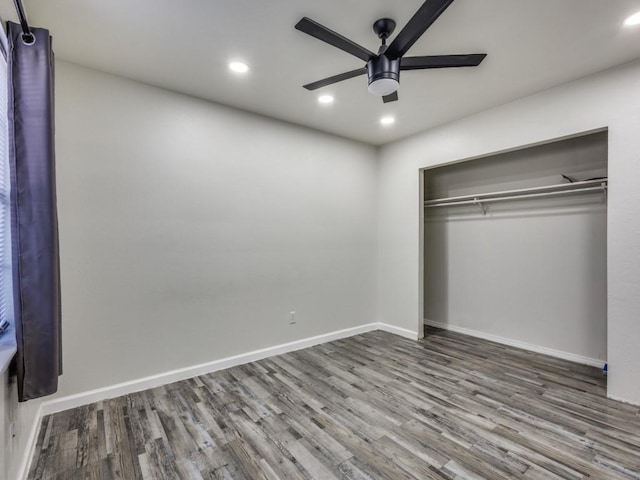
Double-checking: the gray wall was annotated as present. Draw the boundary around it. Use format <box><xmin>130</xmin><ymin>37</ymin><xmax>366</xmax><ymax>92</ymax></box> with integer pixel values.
<box><xmin>377</xmin><ymin>60</ymin><xmax>640</xmax><ymax>405</ymax></box>
<box><xmin>3</xmin><ymin>60</ymin><xmax>378</xmax><ymax>479</ymax></box>
<box><xmin>423</xmin><ymin>133</ymin><xmax>608</xmax><ymax>361</ymax></box>
<box><xmin>2</xmin><ymin>370</ymin><xmax>39</xmax><ymax>480</ymax></box>
<box><xmin>1</xmin><ymin>370</ymin><xmax>7</xmax><ymax>480</ymax></box>
<box><xmin>3</xmin><ymin>51</ymin><xmax>640</xmax><ymax>480</ymax></box>
<box><xmin>54</xmin><ymin>61</ymin><xmax>377</xmax><ymax>395</ymax></box>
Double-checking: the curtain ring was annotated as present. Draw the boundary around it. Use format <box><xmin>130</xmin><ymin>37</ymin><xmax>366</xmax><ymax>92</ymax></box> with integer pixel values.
<box><xmin>21</xmin><ymin>32</ymin><xmax>36</xmax><ymax>46</ymax></box>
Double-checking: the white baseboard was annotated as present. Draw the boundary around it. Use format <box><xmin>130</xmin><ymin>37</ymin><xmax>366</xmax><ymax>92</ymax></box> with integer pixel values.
<box><xmin>377</xmin><ymin>322</ymin><xmax>419</xmax><ymax>340</ymax></box>
<box><xmin>424</xmin><ymin>319</ymin><xmax>605</xmax><ymax>368</ymax></box>
<box><xmin>607</xmin><ymin>394</ymin><xmax>640</xmax><ymax>406</ymax></box>
<box><xmin>40</xmin><ymin>322</ymin><xmax>386</xmax><ymax>416</ymax></box>
<box><xmin>18</xmin><ymin>321</ymin><xmax>418</xmax><ymax>479</ymax></box>
<box><xmin>14</xmin><ymin>318</ymin><xmax>615</xmax><ymax>479</ymax></box>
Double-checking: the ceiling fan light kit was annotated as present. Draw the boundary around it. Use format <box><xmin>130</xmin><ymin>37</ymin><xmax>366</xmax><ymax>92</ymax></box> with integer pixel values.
<box><xmin>367</xmin><ymin>55</ymin><xmax>400</xmax><ymax>96</ymax></box>
<box><xmin>295</xmin><ymin>0</ymin><xmax>487</xmax><ymax>103</ymax></box>
<box><xmin>368</xmin><ymin>77</ymin><xmax>399</xmax><ymax>96</ymax></box>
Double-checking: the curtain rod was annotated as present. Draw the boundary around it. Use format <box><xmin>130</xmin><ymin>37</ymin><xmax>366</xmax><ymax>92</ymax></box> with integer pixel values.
<box><xmin>12</xmin><ymin>0</ymin><xmax>35</xmax><ymax>44</ymax></box>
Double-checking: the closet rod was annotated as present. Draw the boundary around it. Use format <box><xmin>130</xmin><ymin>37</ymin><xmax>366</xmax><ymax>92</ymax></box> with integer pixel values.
<box><xmin>12</xmin><ymin>0</ymin><xmax>34</xmax><ymax>44</ymax></box>
<box><xmin>424</xmin><ymin>178</ymin><xmax>607</xmax><ymax>207</ymax></box>
<box><xmin>424</xmin><ymin>185</ymin><xmax>606</xmax><ymax>209</ymax></box>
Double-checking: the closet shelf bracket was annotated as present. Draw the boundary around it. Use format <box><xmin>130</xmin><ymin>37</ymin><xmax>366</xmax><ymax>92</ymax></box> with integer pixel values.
<box><xmin>473</xmin><ymin>197</ymin><xmax>486</xmax><ymax>215</ymax></box>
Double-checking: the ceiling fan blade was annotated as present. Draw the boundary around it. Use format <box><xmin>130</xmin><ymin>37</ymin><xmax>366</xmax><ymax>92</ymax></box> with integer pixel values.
<box><xmin>382</xmin><ymin>92</ymin><xmax>398</xmax><ymax>103</ymax></box>
<box><xmin>295</xmin><ymin>17</ymin><xmax>376</xmax><ymax>62</ymax></box>
<box><xmin>386</xmin><ymin>0</ymin><xmax>455</xmax><ymax>59</ymax></box>
<box><xmin>303</xmin><ymin>68</ymin><xmax>368</xmax><ymax>90</ymax></box>
<box><xmin>400</xmin><ymin>54</ymin><xmax>486</xmax><ymax>70</ymax></box>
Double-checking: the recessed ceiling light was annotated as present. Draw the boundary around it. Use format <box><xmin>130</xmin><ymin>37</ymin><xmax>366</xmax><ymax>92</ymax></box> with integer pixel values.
<box><xmin>228</xmin><ymin>61</ymin><xmax>249</xmax><ymax>73</ymax></box>
<box><xmin>625</xmin><ymin>11</ymin><xmax>640</xmax><ymax>26</ymax></box>
<box><xmin>318</xmin><ymin>95</ymin><xmax>334</xmax><ymax>104</ymax></box>
<box><xmin>380</xmin><ymin>116</ymin><xmax>395</xmax><ymax>126</ymax></box>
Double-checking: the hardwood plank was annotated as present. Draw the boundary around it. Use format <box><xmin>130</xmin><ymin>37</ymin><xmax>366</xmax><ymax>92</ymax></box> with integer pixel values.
<box><xmin>28</xmin><ymin>328</ymin><xmax>640</xmax><ymax>479</ymax></box>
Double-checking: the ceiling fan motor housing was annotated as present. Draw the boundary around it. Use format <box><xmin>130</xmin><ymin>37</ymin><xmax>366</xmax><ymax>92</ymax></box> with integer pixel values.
<box><xmin>367</xmin><ymin>55</ymin><xmax>400</xmax><ymax>95</ymax></box>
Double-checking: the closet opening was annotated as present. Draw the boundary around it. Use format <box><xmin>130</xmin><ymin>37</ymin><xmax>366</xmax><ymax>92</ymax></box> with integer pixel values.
<box><xmin>420</xmin><ymin>129</ymin><xmax>608</xmax><ymax>368</ymax></box>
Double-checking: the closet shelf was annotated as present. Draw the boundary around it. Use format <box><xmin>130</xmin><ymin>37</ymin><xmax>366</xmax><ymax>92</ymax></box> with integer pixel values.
<box><xmin>424</xmin><ymin>178</ymin><xmax>607</xmax><ymax>214</ymax></box>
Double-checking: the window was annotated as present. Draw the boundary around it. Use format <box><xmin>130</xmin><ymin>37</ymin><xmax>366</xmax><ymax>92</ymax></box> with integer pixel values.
<box><xmin>0</xmin><ymin>34</ymin><xmax>14</xmax><ymax>346</ymax></box>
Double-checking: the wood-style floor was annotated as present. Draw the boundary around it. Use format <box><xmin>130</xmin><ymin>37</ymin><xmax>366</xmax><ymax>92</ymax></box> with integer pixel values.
<box><xmin>29</xmin><ymin>328</ymin><xmax>640</xmax><ymax>480</ymax></box>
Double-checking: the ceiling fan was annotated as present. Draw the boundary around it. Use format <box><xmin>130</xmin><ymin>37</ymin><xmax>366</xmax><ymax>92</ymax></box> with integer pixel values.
<box><xmin>295</xmin><ymin>0</ymin><xmax>487</xmax><ymax>103</ymax></box>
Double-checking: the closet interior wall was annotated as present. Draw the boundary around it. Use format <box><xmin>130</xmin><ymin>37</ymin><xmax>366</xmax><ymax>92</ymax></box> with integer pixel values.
<box><xmin>423</xmin><ymin>131</ymin><xmax>608</xmax><ymax>363</ymax></box>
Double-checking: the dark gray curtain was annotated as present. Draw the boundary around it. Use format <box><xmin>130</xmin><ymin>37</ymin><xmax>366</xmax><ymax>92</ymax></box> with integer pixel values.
<box><xmin>7</xmin><ymin>22</ymin><xmax>61</xmax><ymax>401</ymax></box>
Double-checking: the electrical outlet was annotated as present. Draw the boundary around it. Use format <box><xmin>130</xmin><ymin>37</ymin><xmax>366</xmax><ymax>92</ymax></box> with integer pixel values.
<box><xmin>289</xmin><ymin>311</ymin><xmax>296</xmax><ymax>325</ymax></box>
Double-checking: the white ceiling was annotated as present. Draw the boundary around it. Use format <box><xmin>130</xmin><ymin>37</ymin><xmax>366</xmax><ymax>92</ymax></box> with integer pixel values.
<box><xmin>2</xmin><ymin>0</ymin><xmax>640</xmax><ymax>145</ymax></box>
